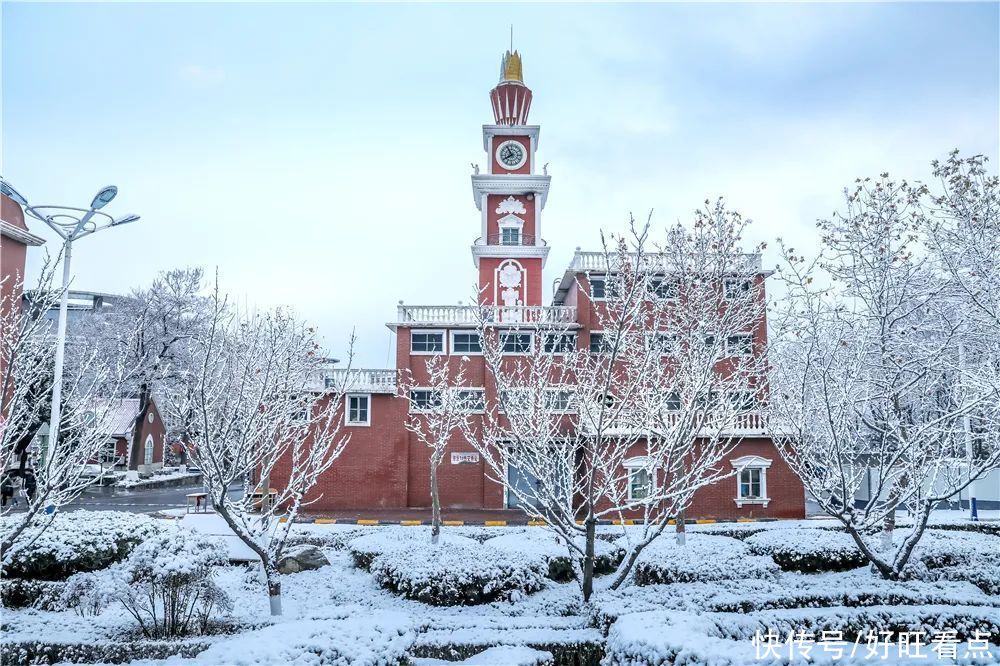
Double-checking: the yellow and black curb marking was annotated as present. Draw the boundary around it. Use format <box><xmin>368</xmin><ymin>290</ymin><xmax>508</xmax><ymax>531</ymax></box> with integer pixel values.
<box><xmin>160</xmin><ymin>511</ymin><xmax>778</xmax><ymax>527</ymax></box>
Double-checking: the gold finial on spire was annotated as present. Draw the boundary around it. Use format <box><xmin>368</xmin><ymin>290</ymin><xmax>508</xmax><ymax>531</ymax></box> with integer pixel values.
<box><xmin>500</xmin><ymin>50</ymin><xmax>523</xmax><ymax>83</ymax></box>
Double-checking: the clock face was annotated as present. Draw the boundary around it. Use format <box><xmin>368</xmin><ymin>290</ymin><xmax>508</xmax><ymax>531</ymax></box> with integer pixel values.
<box><xmin>496</xmin><ymin>140</ymin><xmax>527</xmax><ymax>170</ymax></box>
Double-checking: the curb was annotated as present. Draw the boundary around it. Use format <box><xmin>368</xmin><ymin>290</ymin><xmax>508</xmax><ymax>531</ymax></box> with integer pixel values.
<box><xmin>290</xmin><ymin>516</ymin><xmax>781</xmax><ymax>527</ymax></box>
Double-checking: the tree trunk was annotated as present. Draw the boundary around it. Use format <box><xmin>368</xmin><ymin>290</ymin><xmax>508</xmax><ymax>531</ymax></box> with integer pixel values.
<box><xmin>581</xmin><ymin>517</ymin><xmax>596</xmax><ymax>602</ymax></box>
<box><xmin>430</xmin><ymin>461</ymin><xmax>441</xmax><ymax>545</ymax></box>
<box><xmin>266</xmin><ymin>569</ymin><xmax>282</xmax><ymax>616</ymax></box>
<box><xmin>675</xmin><ymin>509</ymin><xmax>687</xmax><ymax>545</ymax></box>
<box><xmin>127</xmin><ymin>383</ymin><xmax>152</xmax><ymax>472</ymax></box>
<box><xmin>881</xmin><ymin>506</ymin><xmax>896</xmax><ymax>550</ymax></box>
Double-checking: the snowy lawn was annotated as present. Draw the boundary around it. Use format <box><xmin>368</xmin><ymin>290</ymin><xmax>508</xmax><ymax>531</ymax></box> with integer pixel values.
<box><xmin>2</xmin><ymin>513</ymin><xmax>998</xmax><ymax>665</ymax></box>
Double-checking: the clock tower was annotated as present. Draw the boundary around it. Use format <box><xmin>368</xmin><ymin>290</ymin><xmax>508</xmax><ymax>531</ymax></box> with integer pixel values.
<box><xmin>471</xmin><ymin>50</ymin><xmax>551</xmax><ymax>315</ymax></box>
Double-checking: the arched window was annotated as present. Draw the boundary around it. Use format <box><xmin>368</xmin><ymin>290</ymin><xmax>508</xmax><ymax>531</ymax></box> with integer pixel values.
<box><xmin>144</xmin><ymin>434</ymin><xmax>155</xmax><ymax>465</ymax></box>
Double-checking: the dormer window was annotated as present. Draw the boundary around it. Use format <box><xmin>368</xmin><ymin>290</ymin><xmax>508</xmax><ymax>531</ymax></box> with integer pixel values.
<box><xmin>501</xmin><ymin>228</ymin><xmax>521</xmax><ymax>245</ymax></box>
<box><xmin>497</xmin><ymin>212</ymin><xmax>525</xmax><ymax>246</ymax></box>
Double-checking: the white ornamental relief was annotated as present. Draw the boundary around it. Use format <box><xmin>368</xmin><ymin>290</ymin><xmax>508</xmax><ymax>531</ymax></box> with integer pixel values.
<box><xmin>498</xmin><ymin>262</ymin><xmax>524</xmax><ymax>311</ymax></box>
<box><xmin>495</xmin><ymin>195</ymin><xmax>527</xmax><ymax>216</ymax></box>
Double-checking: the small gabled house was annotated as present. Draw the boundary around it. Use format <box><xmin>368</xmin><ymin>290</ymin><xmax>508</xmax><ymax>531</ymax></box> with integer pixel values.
<box><xmin>91</xmin><ymin>397</ymin><xmax>168</xmax><ymax>475</ymax></box>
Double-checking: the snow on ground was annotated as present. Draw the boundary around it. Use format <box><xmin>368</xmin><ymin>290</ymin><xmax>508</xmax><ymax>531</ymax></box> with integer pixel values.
<box><xmin>2</xmin><ymin>511</ymin><xmax>998</xmax><ymax>664</ymax></box>
<box><xmin>117</xmin><ymin>467</ymin><xmax>202</xmax><ymax>489</ymax></box>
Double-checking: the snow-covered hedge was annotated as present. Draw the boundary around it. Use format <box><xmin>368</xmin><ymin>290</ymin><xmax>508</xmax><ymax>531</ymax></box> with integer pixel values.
<box><xmin>0</xmin><ymin>578</ymin><xmax>64</xmax><ymax>609</ymax></box>
<box><xmin>745</xmin><ymin>528</ymin><xmax>868</xmax><ymax>573</ymax></box>
<box><xmin>347</xmin><ymin>528</ymin><xmax>478</xmax><ymax>570</ymax></box>
<box><xmin>413</xmin><ymin>645</ymin><xmax>554</xmax><ymax>666</ymax></box>
<box><xmin>369</xmin><ymin>540</ymin><xmax>547</xmax><ymax>605</ymax></box>
<box><xmin>1</xmin><ymin>511</ymin><xmax>163</xmax><ymax>580</ymax></box>
<box><xmin>485</xmin><ymin>530</ymin><xmax>624</xmax><ymax>581</ymax></box>
<box><xmin>627</xmin><ymin>534</ymin><xmax>779</xmax><ymax>585</ymax></box>
<box><xmin>604</xmin><ymin>606</ymin><xmax>1000</xmax><ymax>666</ymax></box>
<box><xmin>909</xmin><ymin>530</ymin><xmax>1000</xmax><ymax>594</ymax></box>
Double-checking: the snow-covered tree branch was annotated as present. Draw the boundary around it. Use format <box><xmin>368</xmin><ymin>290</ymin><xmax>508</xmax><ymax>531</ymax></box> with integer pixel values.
<box><xmin>467</xmin><ymin>205</ymin><xmax>769</xmax><ymax>601</ymax></box>
<box><xmin>770</xmin><ymin>165</ymin><xmax>1000</xmax><ymax>579</ymax></box>
<box><xmin>1</xmin><ymin>259</ymin><xmax>138</xmax><ymax>564</ymax></box>
<box><xmin>400</xmin><ymin>354</ymin><xmax>472</xmax><ymax>544</ymax></box>
<box><xmin>165</xmin><ymin>283</ymin><xmax>353</xmax><ymax>616</ymax></box>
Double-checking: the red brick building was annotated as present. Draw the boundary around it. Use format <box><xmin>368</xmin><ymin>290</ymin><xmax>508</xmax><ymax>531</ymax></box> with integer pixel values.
<box><xmin>1</xmin><ymin>192</ymin><xmax>45</xmax><ymax>313</ymax></box>
<box><xmin>293</xmin><ymin>51</ymin><xmax>805</xmax><ymax>520</ymax></box>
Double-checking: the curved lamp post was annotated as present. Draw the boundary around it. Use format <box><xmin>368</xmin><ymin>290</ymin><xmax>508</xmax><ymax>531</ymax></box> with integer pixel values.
<box><xmin>0</xmin><ymin>177</ymin><xmax>139</xmax><ymax>467</ymax></box>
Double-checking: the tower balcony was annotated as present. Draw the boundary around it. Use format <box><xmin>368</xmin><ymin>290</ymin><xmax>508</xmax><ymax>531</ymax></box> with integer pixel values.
<box><xmin>470</xmin><ymin>235</ymin><xmax>550</xmax><ymax>268</ymax></box>
<box><xmin>477</xmin><ymin>233</ymin><xmax>545</xmax><ymax>247</ymax></box>
<box><xmin>392</xmin><ymin>304</ymin><xmax>577</xmax><ymax>328</ymax></box>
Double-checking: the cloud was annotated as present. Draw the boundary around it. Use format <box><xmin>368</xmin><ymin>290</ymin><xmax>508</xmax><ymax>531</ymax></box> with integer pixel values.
<box><xmin>175</xmin><ymin>64</ymin><xmax>225</xmax><ymax>88</ymax></box>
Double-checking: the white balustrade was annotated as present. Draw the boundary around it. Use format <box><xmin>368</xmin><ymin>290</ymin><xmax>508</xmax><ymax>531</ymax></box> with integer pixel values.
<box><xmin>396</xmin><ymin>304</ymin><xmax>577</xmax><ymax>326</ymax></box>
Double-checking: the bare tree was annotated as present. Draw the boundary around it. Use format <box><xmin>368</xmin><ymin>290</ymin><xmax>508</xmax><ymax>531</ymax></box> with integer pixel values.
<box><xmin>1</xmin><ymin>260</ymin><xmax>137</xmax><ymax>563</ymax></box>
<box><xmin>165</xmin><ymin>284</ymin><xmax>352</xmax><ymax>616</ymax></box>
<box><xmin>466</xmin><ymin>205</ymin><xmax>769</xmax><ymax>601</ymax></box>
<box><xmin>400</xmin><ymin>355</ymin><xmax>472</xmax><ymax>544</ymax></box>
<box><xmin>75</xmin><ymin>268</ymin><xmax>210</xmax><ymax>474</ymax></box>
<box><xmin>770</xmin><ymin>170</ymin><xmax>1000</xmax><ymax>580</ymax></box>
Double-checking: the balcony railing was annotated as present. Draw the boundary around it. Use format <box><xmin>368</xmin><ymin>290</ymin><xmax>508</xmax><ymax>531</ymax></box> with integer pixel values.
<box><xmin>323</xmin><ymin>368</ymin><xmax>397</xmax><ymax>393</ymax></box>
<box><xmin>569</xmin><ymin>251</ymin><xmax>764</xmax><ymax>273</ymax></box>
<box><xmin>579</xmin><ymin>410</ymin><xmax>772</xmax><ymax>436</ymax></box>
<box><xmin>479</xmin><ymin>233</ymin><xmax>543</xmax><ymax>247</ymax></box>
<box><xmin>396</xmin><ymin>304</ymin><xmax>577</xmax><ymax>326</ymax></box>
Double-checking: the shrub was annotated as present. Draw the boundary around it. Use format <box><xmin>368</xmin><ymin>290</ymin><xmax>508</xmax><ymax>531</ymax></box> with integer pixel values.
<box><xmin>347</xmin><ymin>528</ymin><xmax>477</xmax><ymax>570</ymax></box>
<box><xmin>485</xmin><ymin>530</ymin><xmax>624</xmax><ymax>582</ymax></box>
<box><xmin>369</xmin><ymin>540</ymin><xmax>546</xmax><ymax>605</ymax></box>
<box><xmin>604</xmin><ymin>606</ymin><xmax>1000</xmax><ymax>666</ymax></box>
<box><xmin>745</xmin><ymin>527</ymin><xmax>868</xmax><ymax>573</ymax></box>
<box><xmin>0</xmin><ymin>511</ymin><xmax>162</xmax><ymax>580</ymax></box>
<box><xmin>115</xmin><ymin>528</ymin><xmax>232</xmax><ymax>638</ymax></box>
<box><xmin>0</xmin><ymin>578</ymin><xmax>64</xmax><ymax>610</ymax></box>
<box><xmin>629</xmin><ymin>533</ymin><xmax>779</xmax><ymax>585</ymax></box>
<box><xmin>907</xmin><ymin>530</ymin><xmax>1000</xmax><ymax>594</ymax></box>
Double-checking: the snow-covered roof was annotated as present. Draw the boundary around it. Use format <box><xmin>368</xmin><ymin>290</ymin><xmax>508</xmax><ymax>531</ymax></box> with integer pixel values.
<box><xmin>91</xmin><ymin>398</ymin><xmax>142</xmax><ymax>438</ymax></box>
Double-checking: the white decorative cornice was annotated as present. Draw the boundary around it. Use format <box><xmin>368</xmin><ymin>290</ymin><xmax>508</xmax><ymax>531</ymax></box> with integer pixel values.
<box><xmin>471</xmin><ymin>174</ymin><xmax>551</xmax><ymax>210</ymax></box>
<box><xmin>482</xmin><ymin>125</ymin><xmax>540</xmax><ymax>152</ymax></box>
<box><xmin>470</xmin><ymin>242</ymin><xmax>550</xmax><ymax>269</ymax></box>
<box><xmin>0</xmin><ymin>220</ymin><xmax>45</xmax><ymax>246</ymax></box>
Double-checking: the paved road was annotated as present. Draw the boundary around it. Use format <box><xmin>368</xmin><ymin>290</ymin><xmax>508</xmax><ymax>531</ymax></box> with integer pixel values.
<box><xmin>66</xmin><ymin>483</ymin><xmax>210</xmax><ymax>513</ymax></box>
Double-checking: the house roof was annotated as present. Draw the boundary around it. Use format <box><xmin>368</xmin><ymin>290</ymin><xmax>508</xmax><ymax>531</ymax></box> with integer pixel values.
<box><xmin>92</xmin><ymin>398</ymin><xmax>142</xmax><ymax>438</ymax></box>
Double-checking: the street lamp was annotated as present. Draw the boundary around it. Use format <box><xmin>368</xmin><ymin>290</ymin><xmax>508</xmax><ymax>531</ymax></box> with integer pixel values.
<box><xmin>0</xmin><ymin>177</ymin><xmax>139</xmax><ymax>471</ymax></box>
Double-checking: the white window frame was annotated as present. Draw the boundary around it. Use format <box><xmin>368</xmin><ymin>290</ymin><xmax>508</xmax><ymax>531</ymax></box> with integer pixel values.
<box><xmin>498</xmin><ymin>388</ymin><xmax>532</xmax><ymax>414</ymax></box>
<box><xmin>500</xmin><ymin>331</ymin><xmax>534</xmax><ymax>356</ymax></box>
<box><xmin>143</xmin><ymin>434</ymin><xmax>155</xmax><ymax>466</ymax></box>
<box><xmin>648</xmin><ymin>332</ymin><xmax>679</xmax><ymax>356</ymax></box>
<box><xmin>345</xmin><ymin>393</ymin><xmax>371</xmax><ymax>426</ymax></box>
<box><xmin>454</xmin><ymin>388</ymin><xmax>486</xmax><ymax>413</ymax></box>
<box><xmin>450</xmin><ymin>331</ymin><xmax>483</xmax><ymax>356</ymax></box>
<box><xmin>500</xmin><ymin>227</ymin><xmax>521</xmax><ymax>246</ymax></box>
<box><xmin>411</xmin><ymin>329</ymin><xmax>447</xmax><ymax>355</ymax></box>
<box><xmin>725</xmin><ymin>333</ymin><xmax>753</xmax><ymax>358</ymax></box>
<box><xmin>589</xmin><ymin>273</ymin><xmax>620</xmax><ymax>301</ymax></box>
<box><xmin>544</xmin><ymin>388</ymin><xmax>576</xmax><ymax>413</ymax></box>
<box><xmin>543</xmin><ymin>332</ymin><xmax>577</xmax><ymax>355</ymax></box>
<box><xmin>408</xmin><ymin>388</ymin><xmax>443</xmax><ymax>413</ymax></box>
<box><xmin>589</xmin><ymin>330</ymin><xmax>612</xmax><ymax>354</ymax></box>
<box><xmin>624</xmin><ymin>456</ymin><xmax>655</xmax><ymax>501</ymax></box>
<box><xmin>731</xmin><ymin>455</ymin><xmax>772</xmax><ymax>507</ymax></box>
<box><xmin>649</xmin><ymin>276</ymin><xmax>680</xmax><ymax>301</ymax></box>
<box><xmin>724</xmin><ymin>277</ymin><xmax>752</xmax><ymax>300</ymax></box>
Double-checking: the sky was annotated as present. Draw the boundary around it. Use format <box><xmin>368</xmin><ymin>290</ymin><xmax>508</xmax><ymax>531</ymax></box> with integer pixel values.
<box><xmin>2</xmin><ymin>2</ymin><xmax>998</xmax><ymax>367</ymax></box>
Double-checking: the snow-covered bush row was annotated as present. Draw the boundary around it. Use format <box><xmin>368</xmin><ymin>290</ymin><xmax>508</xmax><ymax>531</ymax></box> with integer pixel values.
<box><xmin>907</xmin><ymin>530</ymin><xmax>1000</xmax><ymax>594</ymax></box>
<box><xmin>625</xmin><ymin>534</ymin><xmax>779</xmax><ymax>585</ymax></box>
<box><xmin>413</xmin><ymin>645</ymin><xmax>554</xmax><ymax>666</ymax></box>
<box><xmin>183</xmin><ymin>610</ymin><xmax>414</xmax><ymax>666</ymax></box>
<box><xmin>286</xmin><ymin>524</ymin><xmax>369</xmax><ymax>551</ymax></box>
<box><xmin>0</xmin><ymin>510</ymin><xmax>163</xmax><ymax>580</ymax></box>
<box><xmin>745</xmin><ymin>528</ymin><xmax>868</xmax><ymax>573</ymax></box>
<box><xmin>412</xmin><ymin>615</ymin><xmax>602</xmax><ymax>666</ymax></box>
<box><xmin>369</xmin><ymin>540</ymin><xmax>547</xmax><ymax>605</ymax></box>
<box><xmin>0</xmin><ymin>578</ymin><xmax>64</xmax><ymax>609</ymax></box>
<box><xmin>604</xmin><ymin>606</ymin><xmax>1000</xmax><ymax>666</ymax></box>
<box><xmin>591</xmin><ymin>574</ymin><xmax>999</xmax><ymax>631</ymax></box>
<box><xmin>0</xmin><ymin>639</ymin><xmax>213</xmax><ymax>666</ymax></box>
<box><xmin>486</xmin><ymin>530</ymin><xmax>624</xmax><ymax>581</ymax></box>
<box><xmin>347</xmin><ymin>528</ymin><xmax>478</xmax><ymax>570</ymax></box>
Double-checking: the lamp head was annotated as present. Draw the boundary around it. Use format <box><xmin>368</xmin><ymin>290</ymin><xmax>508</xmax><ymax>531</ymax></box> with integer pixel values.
<box><xmin>91</xmin><ymin>185</ymin><xmax>118</xmax><ymax>210</ymax></box>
